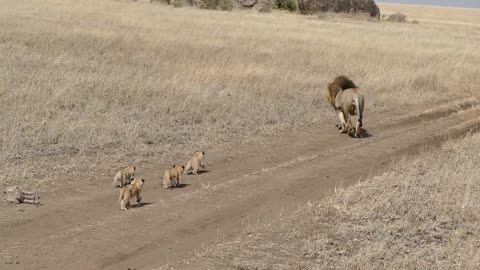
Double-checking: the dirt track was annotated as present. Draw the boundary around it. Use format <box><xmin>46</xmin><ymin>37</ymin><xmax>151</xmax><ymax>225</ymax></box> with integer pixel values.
<box><xmin>1</xmin><ymin>99</ymin><xmax>480</xmax><ymax>270</ymax></box>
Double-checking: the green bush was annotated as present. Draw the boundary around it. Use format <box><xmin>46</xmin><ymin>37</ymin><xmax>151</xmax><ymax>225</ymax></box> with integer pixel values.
<box><xmin>274</xmin><ymin>0</ymin><xmax>297</xmax><ymax>11</ymax></box>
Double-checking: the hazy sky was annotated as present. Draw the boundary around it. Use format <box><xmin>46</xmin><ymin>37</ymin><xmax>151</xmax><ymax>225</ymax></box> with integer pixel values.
<box><xmin>379</xmin><ymin>0</ymin><xmax>480</xmax><ymax>8</ymax></box>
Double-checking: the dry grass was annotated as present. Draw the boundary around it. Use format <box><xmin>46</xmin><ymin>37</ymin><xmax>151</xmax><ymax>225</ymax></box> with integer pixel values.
<box><xmin>378</xmin><ymin>2</ymin><xmax>480</xmax><ymax>25</ymax></box>
<box><xmin>188</xmin><ymin>133</ymin><xmax>480</xmax><ymax>269</ymax></box>
<box><xmin>1</xmin><ymin>0</ymin><xmax>479</xmax><ymax>187</ymax></box>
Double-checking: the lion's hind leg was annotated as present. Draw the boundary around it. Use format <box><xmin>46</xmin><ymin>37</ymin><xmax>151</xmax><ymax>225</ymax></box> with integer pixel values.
<box><xmin>336</xmin><ymin>110</ymin><xmax>348</xmax><ymax>133</ymax></box>
<box><xmin>120</xmin><ymin>198</ymin><xmax>129</xmax><ymax>210</ymax></box>
<box><xmin>184</xmin><ymin>162</ymin><xmax>192</xmax><ymax>174</ymax></box>
<box><xmin>134</xmin><ymin>192</ymin><xmax>142</xmax><ymax>208</ymax></box>
<box><xmin>355</xmin><ymin>119</ymin><xmax>362</xmax><ymax>138</ymax></box>
<box><xmin>172</xmin><ymin>175</ymin><xmax>179</xmax><ymax>187</ymax></box>
<box><xmin>176</xmin><ymin>174</ymin><xmax>181</xmax><ymax>186</ymax></box>
<box><xmin>163</xmin><ymin>177</ymin><xmax>172</xmax><ymax>189</ymax></box>
<box><xmin>346</xmin><ymin>119</ymin><xmax>354</xmax><ymax>137</ymax></box>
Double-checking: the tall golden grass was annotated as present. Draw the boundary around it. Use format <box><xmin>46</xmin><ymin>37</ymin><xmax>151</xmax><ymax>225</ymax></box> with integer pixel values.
<box><xmin>0</xmin><ymin>0</ymin><xmax>479</xmax><ymax>187</ymax></box>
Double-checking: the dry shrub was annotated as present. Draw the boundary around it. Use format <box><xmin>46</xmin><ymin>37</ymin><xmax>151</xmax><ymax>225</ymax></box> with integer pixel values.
<box><xmin>257</xmin><ymin>0</ymin><xmax>273</xmax><ymax>12</ymax></box>
<box><xmin>198</xmin><ymin>0</ymin><xmax>218</xmax><ymax>9</ymax></box>
<box><xmin>387</xmin><ymin>12</ymin><xmax>407</xmax><ymax>23</ymax></box>
<box><xmin>317</xmin><ymin>11</ymin><xmax>376</xmax><ymax>22</ymax></box>
<box><xmin>150</xmin><ymin>0</ymin><xmax>172</xmax><ymax>4</ymax></box>
<box><xmin>198</xmin><ymin>0</ymin><xmax>233</xmax><ymax>10</ymax></box>
<box><xmin>218</xmin><ymin>0</ymin><xmax>233</xmax><ymax>10</ymax></box>
<box><xmin>298</xmin><ymin>0</ymin><xmax>380</xmax><ymax>18</ymax></box>
<box><xmin>172</xmin><ymin>0</ymin><xmax>184</xmax><ymax>7</ymax></box>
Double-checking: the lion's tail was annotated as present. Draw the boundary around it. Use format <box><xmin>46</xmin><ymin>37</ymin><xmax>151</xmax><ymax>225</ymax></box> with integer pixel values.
<box><xmin>354</xmin><ymin>94</ymin><xmax>364</xmax><ymax>128</ymax></box>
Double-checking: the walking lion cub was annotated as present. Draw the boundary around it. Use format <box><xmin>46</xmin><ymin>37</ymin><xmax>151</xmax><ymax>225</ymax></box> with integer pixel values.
<box><xmin>163</xmin><ymin>164</ymin><xmax>185</xmax><ymax>189</ymax></box>
<box><xmin>119</xmin><ymin>178</ymin><xmax>145</xmax><ymax>210</ymax></box>
<box><xmin>184</xmin><ymin>151</ymin><xmax>206</xmax><ymax>175</ymax></box>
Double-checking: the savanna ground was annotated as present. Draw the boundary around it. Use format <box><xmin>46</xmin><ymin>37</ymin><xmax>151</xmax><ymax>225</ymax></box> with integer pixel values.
<box><xmin>187</xmin><ymin>134</ymin><xmax>480</xmax><ymax>270</ymax></box>
<box><xmin>186</xmin><ymin>132</ymin><xmax>480</xmax><ymax>270</ymax></box>
<box><xmin>0</xmin><ymin>0</ymin><xmax>480</xmax><ymax>269</ymax></box>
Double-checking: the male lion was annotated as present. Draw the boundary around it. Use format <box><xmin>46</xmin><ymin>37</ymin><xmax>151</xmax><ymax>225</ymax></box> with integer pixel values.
<box><xmin>163</xmin><ymin>164</ymin><xmax>185</xmax><ymax>189</ymax></box>
<box><xmin>119</xmin><ymin>178</ymin><xmax>145</xmax><ymax>210</ymax></box>
<box><xmin>184</xmin><ymin>151</ymin><xmax>205</xmax><ymax>175</ymax></box>
<box><xmin>326</xmin><ymin>76</ymin><xmax>364</xmax><ymax>137</ymax></box>
<box><xmin>326</xmin><ymin>75</ymin><xmax>357</xmax><ymax>109</ymax></box>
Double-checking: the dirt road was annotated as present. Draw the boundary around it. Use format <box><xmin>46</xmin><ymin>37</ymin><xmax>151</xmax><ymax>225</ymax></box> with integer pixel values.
<box><xmin>1</xmin><ymin>99</ymin><xmax>479</xmax><ymax>270</ymax></box>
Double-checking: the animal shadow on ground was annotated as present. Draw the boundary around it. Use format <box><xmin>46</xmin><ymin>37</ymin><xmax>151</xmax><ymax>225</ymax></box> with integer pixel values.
<box><xmin>349</xmin><ymin>128</ymin><xmax>373</xmax><ymax>138</ymax></box>
<box><xmin>188</xmin><ymin>170</ymin><xmax>211</xmax><ymax>175</ymax></box>
<box><xmin>175</xmin><ymin>183</ymin><xmax>190</xmax><ymax>189</ymax></box>
<box><xmin>133</xmin><ymin>202</ymin><xmax>153</xmax><ymax>208</ymax></box>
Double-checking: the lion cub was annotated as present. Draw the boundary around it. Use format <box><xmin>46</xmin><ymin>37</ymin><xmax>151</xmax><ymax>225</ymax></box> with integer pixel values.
<box><xmin>163</xmin><ymin>164</ymin><xmax>185</xmax><ymax>189</ymax></box>
<box><xmin>113</xmin><ymin>165</ymin><xmax>135</xmax><ymax>188</ymax></box>
<box><xmin>184</xmin><ymin>151</ymin><xmax>206</xmax><ymax>175</ymax></box>
<box><xmin>119</xmin><ymin>178</ymin><xmax>145</xmax><ymax>210</ymax></box>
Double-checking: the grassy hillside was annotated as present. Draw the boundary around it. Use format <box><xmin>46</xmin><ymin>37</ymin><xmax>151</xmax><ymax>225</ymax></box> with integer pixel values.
<box><xmin>1</xmin><ymin>0</ymin><xmax>479</xmax><ymax>187</ymax></box>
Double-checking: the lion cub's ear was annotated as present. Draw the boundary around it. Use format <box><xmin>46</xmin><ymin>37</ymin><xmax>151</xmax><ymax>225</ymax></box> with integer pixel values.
<box><xmin>202</xmin><ymin>151</ymin><xmax>205</xmax><ymax>155</ymax></box>
<box><xmin>173</xmin><ymin>164</ymin><xmax>176</xmax><ymax>168</ymax></box>
<box><xmin>141</xmin><ymin>179</ymin><xmax>145</xmax><ymax>183</ymax></box>
<box><xmin>182</xmin><ymin>165</ymin><xmax>185</xmax><ymax>169</ymax></box>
